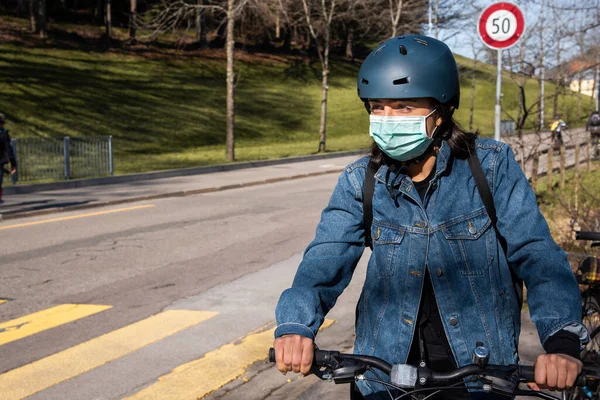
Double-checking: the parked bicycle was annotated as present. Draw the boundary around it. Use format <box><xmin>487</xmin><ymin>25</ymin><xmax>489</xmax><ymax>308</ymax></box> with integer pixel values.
<box><xmin>269</xmin><ymin>345</ymin><xmax>598</xmax><ymax>400</ymax></box>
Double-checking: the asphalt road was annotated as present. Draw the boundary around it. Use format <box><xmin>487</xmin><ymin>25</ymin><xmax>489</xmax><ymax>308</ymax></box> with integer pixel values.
<box><xmin>0</xmin><ymin>162</ymin><xmax>549</xmax><ymax>400</ymax></box>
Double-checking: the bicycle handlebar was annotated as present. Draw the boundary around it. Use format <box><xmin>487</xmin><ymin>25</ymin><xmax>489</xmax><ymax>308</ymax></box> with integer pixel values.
<box><xmin>575</xmin><ymin>231</ymin><xmax>600</xmax><ymax>241</ymax></box>
<box><xmin>268</xmin><ymin>347</ymin><xmax>593</xmax><ymax>397</ymax></box>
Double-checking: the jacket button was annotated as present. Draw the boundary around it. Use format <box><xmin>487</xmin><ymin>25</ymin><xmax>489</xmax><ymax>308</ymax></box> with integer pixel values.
<box><xmin>374</xmin><ymin>227</ymin><xmax>381</xmax><ymax>240</ymax></box>
<box><xmin>468</xmin><ymin>222</ymin><xmax>477</xmax><ymax>235</ymax></box>
<box><xmin>435</xmin><ymin>268</ymin><xmax>443</xmax><ymax>277</ymax></box>
<box><xmin>449</xmin><ymin>317</ymin><xmax>458</xmax><ymax>326</ymax></box>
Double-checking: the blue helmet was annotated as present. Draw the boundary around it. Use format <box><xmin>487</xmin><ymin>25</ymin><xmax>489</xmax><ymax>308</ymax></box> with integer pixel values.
<box><xmin>357</xmin><ymin>34</ymin><xmax>460</xmax><ymax>109</ymax></box>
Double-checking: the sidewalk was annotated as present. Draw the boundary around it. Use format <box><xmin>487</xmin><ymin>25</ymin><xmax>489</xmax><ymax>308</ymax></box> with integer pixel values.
<box><xmin>0</xmin><ymin>153</ymin><xmax>365</xmax><ymax>220</ymax></box>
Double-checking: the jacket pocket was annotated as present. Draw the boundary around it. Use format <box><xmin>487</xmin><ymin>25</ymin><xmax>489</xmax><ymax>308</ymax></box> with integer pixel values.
<box><xmin>441</xmin><ymin>210</ymin><xmax>494</xmax><ymax>276</ymax></box>
<box><xmin>372</xmin><ymin>221</ymin><xmax>406</xmax><ymax>277</ymax></box>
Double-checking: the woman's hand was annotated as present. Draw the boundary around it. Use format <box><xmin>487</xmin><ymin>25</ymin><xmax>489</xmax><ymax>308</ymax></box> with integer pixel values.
<box><xmin>273</xmin><ymin>335</ymin><xmax>314</xmax><ymax>375</ymax></box>
<box><xmin>529</xmin><ymin>353</ymin><xmax>583</xmax><ymax>391</ymax></box>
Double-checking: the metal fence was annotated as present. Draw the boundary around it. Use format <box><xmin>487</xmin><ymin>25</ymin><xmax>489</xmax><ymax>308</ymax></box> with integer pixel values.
<box><xmin>10</xmin><ymin>136</ymin><xmax>114</xmax><ymax>182</ymax></box>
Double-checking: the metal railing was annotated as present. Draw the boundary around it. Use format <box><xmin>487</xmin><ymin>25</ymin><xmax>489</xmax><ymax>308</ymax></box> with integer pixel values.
<box><xmin>10</xmin><ymin>136</ymin><xmax>114</xmax><ymax>182</ymax></box>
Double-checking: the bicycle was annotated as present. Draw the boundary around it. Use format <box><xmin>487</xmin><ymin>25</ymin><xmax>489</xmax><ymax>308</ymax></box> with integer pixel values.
<box><xmin>565</xmin><ymin>231</ymin><xmax>600</xmax><ymax>400</ymax></box>
<box><xmin>269</xmin><ymin>345</ymin><xmax>598</xmax><ymax>400</ymax></box>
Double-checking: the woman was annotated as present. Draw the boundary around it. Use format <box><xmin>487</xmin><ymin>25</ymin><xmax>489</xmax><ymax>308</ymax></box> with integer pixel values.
<box><xmin>273</xmin><ymin>35</ymin><xmax>586</xmax><ymax>399</ymax></box>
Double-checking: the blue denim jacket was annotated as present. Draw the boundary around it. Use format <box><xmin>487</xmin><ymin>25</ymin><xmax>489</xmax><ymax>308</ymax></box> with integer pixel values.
<box><xmin>275</xmin><ymin>139</ymin><xmax>586</xmax><ymax>397</ymax></box>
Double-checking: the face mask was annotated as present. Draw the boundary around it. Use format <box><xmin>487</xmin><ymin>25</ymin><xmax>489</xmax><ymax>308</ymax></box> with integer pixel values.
<box><xmin>369</xmin><ymin>109</ymin><xmax>437</xmax><ymax>162</ymax></box>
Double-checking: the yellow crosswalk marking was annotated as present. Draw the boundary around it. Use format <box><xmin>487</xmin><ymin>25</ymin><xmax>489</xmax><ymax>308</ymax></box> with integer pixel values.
<box><xmin>124</xmin><ymin>319</ymin><xmax>335</xmax><ymax>400</ymax></box>
<box><xmin>0</xmin><ymin>310</ymin><xmax>218</xmax><ymax>400</ymax></box>
<box><xmin>0</xmin><ymin>304</ymin><xmax>112</xmax><ymax>346</ymax></box>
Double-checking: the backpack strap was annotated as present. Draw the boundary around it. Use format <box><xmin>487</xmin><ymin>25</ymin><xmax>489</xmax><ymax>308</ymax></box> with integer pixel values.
<box><xmin>467</xmin><ymin>150</ymin><xmax>523</xmax><ymax>305</ymax></box>
<box><xmin>363</xmin><ymin>159</ymin><xmax>377</xmax><ymax>250</ymax></box>
<box><xmin>467</xmin><ymin>152</ymin><xmax>497</xmax><ymax>225</ymax></box>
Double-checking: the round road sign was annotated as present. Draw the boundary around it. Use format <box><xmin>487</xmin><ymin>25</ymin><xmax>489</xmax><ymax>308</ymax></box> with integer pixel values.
<box><xmin>478</xmin><ymin>2</ymin><xmax>525</xmax><ymax>49</ymax></box>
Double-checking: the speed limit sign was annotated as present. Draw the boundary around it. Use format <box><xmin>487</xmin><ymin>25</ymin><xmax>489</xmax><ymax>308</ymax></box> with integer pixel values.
<box><xmin>478</xmin><ymin>2</ymin><xmax>525</xmax><ymax>50</ymax></box>
<box><xmin>478</xmin><ymin>2</ymin><xmax>525</xmax><ymax>141</ymax></box>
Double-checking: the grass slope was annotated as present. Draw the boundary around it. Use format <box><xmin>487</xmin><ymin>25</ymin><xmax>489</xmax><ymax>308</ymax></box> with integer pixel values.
<box><xmin>0</xmin><ymin>18</ymin><xmax>594</xmax><ymax>175</ymax></box>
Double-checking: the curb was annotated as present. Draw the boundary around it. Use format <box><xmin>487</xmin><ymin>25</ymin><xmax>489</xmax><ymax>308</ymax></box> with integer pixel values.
<box><xmin>0</xmin><ymin>168</ymin><xmax>345</xmax><ymax>221</ymax></box>
<box><xmin>3</xmin><ymin>150</ymin><xmax>367</xmax><ymax>195</ymax></box>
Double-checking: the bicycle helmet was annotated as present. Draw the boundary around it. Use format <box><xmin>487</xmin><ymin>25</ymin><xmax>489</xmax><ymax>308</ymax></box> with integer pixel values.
<box><xmin>357</xmin><ymin>34</ymin><xmax>460</xmax><ymax>109</ymax></box>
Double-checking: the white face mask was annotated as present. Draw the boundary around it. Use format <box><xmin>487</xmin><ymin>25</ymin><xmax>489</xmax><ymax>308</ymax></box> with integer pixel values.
<box><xmin>369</xmin><ymin>109</ymin><xmax>437</xmax><ymax>162</ymax></box>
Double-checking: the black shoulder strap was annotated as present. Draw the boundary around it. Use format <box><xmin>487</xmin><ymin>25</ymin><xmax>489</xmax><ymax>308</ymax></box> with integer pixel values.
<box><xmin>467</xmin><ymin>152</ymin><xmax>497</xmax><ymax>225</ymax></box>
<box><xmin>467</xmin><ymin>151</ymin><xmax>523</xmax><ymax>304</ymax></box>
<box><xmin>363</xmin><ymin>159</ymin><xmax>377</xmax><ymax>250</ymax></box>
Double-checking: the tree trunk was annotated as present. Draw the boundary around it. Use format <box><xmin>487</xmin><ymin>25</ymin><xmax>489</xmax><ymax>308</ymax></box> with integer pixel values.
<box><xmin>577</xmin><ymin>73</ymin><xmax>583</xmax><ymax>119</ymax></box>
<box><xmin>37</xmin><ymin>0</ymin><xmax>47</xmax><ymax>38</ymax></box>
<box><xmin>434</xmin><ymin>0</ymin><xmax>439</xmax><ymax>38</ymax></box>
<box><xmin>538</xmin><ymin>10</ymin><xmax>545</xmax><ymax>131</ymax></box>
<box><xmin>105</xmin><ymin>0</ymin><xmax>112</xmax><ymax>38</ymax></box>
<box><xmin>195</xmin><ymin>0</ymin><xmax>207</xmax><ymax>45</ymax></box>
<box><xmin>95</xmin><ymin>0</ymin><xmax>103</xmax><ymax>25</ymax></box>
<box><xmin>592</xmin><ymin>61</ymin><xmax>599</xmax><ymax>113</ymax></box>
<box><xmin>469</xmin><ymin>60</ymin><xmax>477</xmax><ymax>132</ymax></box>
<box><xmin>275</xmin><ymin>12</ymin><xmax>280</xmax><ymax>39</ymax></box>
<box><xmin>225</xmin><ymin>0</ymin><xmax>236</xmax><ymax>161</ymax></box>
<box><xmin>28</xmin><ymin>0</ymin><xmax>35</xmax><ymax>32</ymax></box>
<box><xmin>18</xmin><ymin>0</ymin><xmax>26</xmax><ymax>16</ymax></box>
<box><xmin>345</xmin><ymin>27</ymin><xmax>353</xmax><ymax>60</ymax></box>
<box><xmin>129</xmin><ymin>0</ymin><xmax>137</xmax><ymax>43</ymax></box>
<box><xmin>552</xmin><ymin>40</ymin><xmax>562</xmax><ymax>119</ymax></box>
<box><xmin>318</xmin><ymin>26</ymin><xmax>330</xmax><ymax>153</ymax></box>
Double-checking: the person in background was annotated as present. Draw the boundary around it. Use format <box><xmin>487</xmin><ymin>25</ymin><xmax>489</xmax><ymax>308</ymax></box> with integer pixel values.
<box><xmin>586</xmin><ymin>111</ymin><xmax>600</xmax><ymax>137</ymax></box>
<box><xmin>0</xmin><ymin>113</ymin><xmax>17</xmax><ymax>203</ymax></box>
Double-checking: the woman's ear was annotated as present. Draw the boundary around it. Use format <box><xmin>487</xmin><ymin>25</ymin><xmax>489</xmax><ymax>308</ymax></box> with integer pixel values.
<box><xmin>435</xmin><ymin>114</ymin><xmax>443</xmax><ymax>127</ymax></box>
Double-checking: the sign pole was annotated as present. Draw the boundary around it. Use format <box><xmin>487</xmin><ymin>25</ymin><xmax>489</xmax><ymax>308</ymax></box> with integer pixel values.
<box><xmin>495</xmin><ymin>49</ymin><xmax>502</xmax><ymax>141</ymax></box>
<box><xmin>478</xmin><ymin>2</ymin><xmax>525</xmax><ymax>141</ymax></box>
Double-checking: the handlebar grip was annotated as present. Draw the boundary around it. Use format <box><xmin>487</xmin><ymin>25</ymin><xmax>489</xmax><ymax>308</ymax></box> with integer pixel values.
<box><xmin>518</xmin><ymin>365</ymin><xmax>587</xmax><ymax>387</ymax></box>
<box><xmin>268</xmin><ymin>348</ymin><xmax>276</xmax><ymax>363</ymax></box>
<box><xmin>576</xmin><ymin>231</ymin><xmax>600</xmax><ymax>241</ymax></box>
<box><xmin>517</xmin><ymin>365</ymin><xmax>535</xmax><ymax>382</ymax></box>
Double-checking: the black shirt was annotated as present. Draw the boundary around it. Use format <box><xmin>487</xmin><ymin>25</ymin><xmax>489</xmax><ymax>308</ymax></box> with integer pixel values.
<box><xmin>406</xmin><ymin>167</ymin><xmax>580</xmax><ymax>370</ymax></box>
<box><xmin>408</xmin><ymin>168</ymin><xmax>456</xmax><ymax>370</ymax></box>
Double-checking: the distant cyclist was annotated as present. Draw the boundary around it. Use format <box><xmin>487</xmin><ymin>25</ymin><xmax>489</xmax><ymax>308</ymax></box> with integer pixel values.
<box><xmin>586</xmin><ymin>111</ymin><xmax>600</xmax><ymax>138</ymax></box>
<box><xmin>550</xmin><ymin>115</ymin><xmax>567</xmax><ymax>148</ymax></box>
<box><xmin>273</xmin><ymin>34</ymin><xmax>587</xmax><ymax>399</ymax></box>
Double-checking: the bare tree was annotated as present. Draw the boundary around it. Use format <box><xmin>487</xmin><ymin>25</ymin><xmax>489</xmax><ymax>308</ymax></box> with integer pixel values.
<box><xmin>28</xmin><ymin>0</ymin><xmax>35</xmax><ymax>32</ymax></box>
<box><xmin>130</xmin><ymin>0</ymin><xmax>137</xmax><ymax>43</ymax></box>
<box><xmin>105</xmin><ymin>0</ymin><xmax>112</xmax><ymax>39</ymax></box>
<box><xmin>300</xmin><ymin>0</ymin><xmax>337</xmax><ymax>153</ymax></box>
<box><xmin>468</xmin><ymin>35</ymin><xmax>484</xmax><ymax>132</ymax></box>
<box><xmin>37</xmin><ymin>0</ymin><xmax>46</xmax><ymax>38</ymax></box>
<box><xmin>137</xmin><ymin>0</ymin><xmax>252</xmax><ymax>161</ymax></box>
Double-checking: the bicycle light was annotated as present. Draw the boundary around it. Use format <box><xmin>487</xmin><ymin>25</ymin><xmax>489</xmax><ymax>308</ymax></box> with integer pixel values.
<box><xmin>391</xmin><ymin>364</ymin><xmax>418</xmax><ymax>388</ymax></box>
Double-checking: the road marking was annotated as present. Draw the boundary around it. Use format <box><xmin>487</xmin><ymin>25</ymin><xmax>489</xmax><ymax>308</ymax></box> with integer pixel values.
<box><xmin>0</xmin><ymin>310</ymin><xmax>218</xmax><ymax>400</ymax></box>
<box><xmin>0</xmin><ymin>299</ymin><xmax>7</xmax><ymax>305</ymax></box>
<box><xmin>0</xmin><ymin>204</ymin><xmax>156</xmax><ymax>231</ymax></box>
<box><xmin>0</xmin><ymin>304</ymin><xmax>112</xmax><ymax>346</ymax></box>
<box><xmin>124</xmin><ymin>319</ymin><xmax>335</xmax><ymax>400</ymax></box>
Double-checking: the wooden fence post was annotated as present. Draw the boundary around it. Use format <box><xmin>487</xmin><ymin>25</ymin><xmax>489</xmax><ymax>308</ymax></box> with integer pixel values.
<box><xmin>588</xmin><ymin>139</ymin><xmax>593</xmax><ymax>172</ymax></box>
<box><xmin>560</xmin><ymin>145</ymin><xmax>566</xmax><ymax>190</ymax></box>
<box><xmin>547</xmin><ymin>149</ymin><xmax>553</xmax><ymax>192</ymax></box>
<box><xmin>575</xmin><ymin>142</ymin><xmax>580</xmax><ymax>176</ymax></box>
<box><xmin>531</xmin><ymin>151</ymin><xmax>539</xmax><ymax>191</ymax></box>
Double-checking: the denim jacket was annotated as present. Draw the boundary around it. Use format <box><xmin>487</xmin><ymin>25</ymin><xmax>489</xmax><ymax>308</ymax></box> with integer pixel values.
<box><xmin>275</xmin><ymin>139</ymin><xmax>586</xmax><ymax>397</ymax></box>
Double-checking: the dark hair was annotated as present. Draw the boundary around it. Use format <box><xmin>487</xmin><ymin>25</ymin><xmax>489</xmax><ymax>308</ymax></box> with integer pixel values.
<box><xmin>368</xmin><ymin>100</ymin><xmax>477</xmax><ymax>167</ymax></box>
